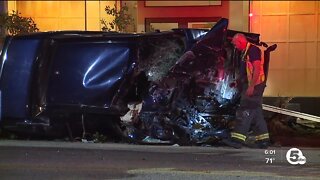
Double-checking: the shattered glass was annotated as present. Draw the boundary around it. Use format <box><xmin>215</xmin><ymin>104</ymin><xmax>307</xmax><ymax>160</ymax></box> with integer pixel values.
<box><xmin>138</xmin><ymin>36</ymin><xmax>185</xmax><ymax>82</ymax></box>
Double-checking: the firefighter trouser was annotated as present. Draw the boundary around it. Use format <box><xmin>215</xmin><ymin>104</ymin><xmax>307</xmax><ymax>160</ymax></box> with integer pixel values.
<box><xmin>231</xmin><ymin>83</ymin><xmax>269</xmax><ymax>142</ymax></box>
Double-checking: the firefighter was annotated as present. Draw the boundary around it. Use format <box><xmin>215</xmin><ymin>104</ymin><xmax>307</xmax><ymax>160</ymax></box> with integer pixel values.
<box><xmin>222</xmin><ymin>33</ymin><xmax>270</xmax><ymax>149</ymax></box>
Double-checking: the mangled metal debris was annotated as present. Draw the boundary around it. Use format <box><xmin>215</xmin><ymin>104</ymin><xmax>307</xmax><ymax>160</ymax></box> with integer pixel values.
<box><xmin>118</xmin><ymin>19</ymin><xmax>277</xmax><ymax>145</ymax></box>
<box><xmin>0</xmin><ymin>18</ymin><xmax>277</xmax><ymax>145</ymax></box>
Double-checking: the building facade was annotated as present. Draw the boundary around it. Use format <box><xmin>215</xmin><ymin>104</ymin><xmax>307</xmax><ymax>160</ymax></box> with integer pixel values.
<box><xmin>4</xmin><ymin>1</ymin><xmax>119</xmax><ymax>31</ymax></box>
<box><xmin>2</xmin><ymin>0</ymin><xmax>320</xmax><ymax>97</ymax></box>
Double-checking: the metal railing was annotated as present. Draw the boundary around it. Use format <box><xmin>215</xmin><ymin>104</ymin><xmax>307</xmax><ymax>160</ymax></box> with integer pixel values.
<box><xmin>262</xmin><ymin>104</ymin><xmax>320</xmax><ymax>123</ymax></box>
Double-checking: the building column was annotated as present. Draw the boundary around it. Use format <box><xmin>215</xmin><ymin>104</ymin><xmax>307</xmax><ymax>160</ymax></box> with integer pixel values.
<box><xmin>229</xmin><ymin>1</ymin><xmax>249</xmax><ymax>32</ymax></box>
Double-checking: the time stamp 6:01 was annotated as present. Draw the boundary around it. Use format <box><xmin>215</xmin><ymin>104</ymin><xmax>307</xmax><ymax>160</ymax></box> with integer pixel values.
<box><xmin>264</xmin><ymin>149</ymin><xmax>276</xmax><ymax>164</ymax></box>
<box><xmin>264</xmin><ymin>148</ymin><xmax>307</xmax><ymax>165</ymax></box>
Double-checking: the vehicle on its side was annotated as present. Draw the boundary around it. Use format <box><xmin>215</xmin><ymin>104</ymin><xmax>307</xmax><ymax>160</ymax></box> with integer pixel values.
<box><xmin>0</xmin><ymin>18</ymin><xmax>277</xmax><ymax>144</ymax></box>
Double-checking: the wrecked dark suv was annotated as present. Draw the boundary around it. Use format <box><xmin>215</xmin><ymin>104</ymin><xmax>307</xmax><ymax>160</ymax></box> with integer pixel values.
<box><xmin>0</xmin><ymin>18</ymin><xmax>276</xmax><ymax>144</ymax></box>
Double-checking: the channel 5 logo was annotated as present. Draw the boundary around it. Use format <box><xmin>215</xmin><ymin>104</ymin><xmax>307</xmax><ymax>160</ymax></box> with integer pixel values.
<box><xmin>286</xmin><ymin>148</ymin><xmax>307</xmax><ymax>165</ymax></box>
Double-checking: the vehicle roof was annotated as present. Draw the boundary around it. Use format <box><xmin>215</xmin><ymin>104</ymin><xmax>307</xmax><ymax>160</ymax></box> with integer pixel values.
<box><xmin>9</xmin><ymin>30</ymin><xmax>182</xmax><ymax>40</ymax></box>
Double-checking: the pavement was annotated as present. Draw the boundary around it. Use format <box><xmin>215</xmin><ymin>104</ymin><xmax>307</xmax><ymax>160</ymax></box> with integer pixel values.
<box><xmin>0</xmin><ymin>140</ymin><xmax>319</xmax><ymax>179</ymax></box>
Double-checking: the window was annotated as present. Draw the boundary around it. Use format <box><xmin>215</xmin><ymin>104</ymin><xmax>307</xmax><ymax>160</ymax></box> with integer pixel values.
<box><xmin>145</xmin><ymin>17</ymin><xmax>220</xmax><ymax>32</ymax></box>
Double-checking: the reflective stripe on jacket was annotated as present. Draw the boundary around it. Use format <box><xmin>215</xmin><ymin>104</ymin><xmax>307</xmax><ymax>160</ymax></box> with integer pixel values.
<box><xmin>243</xmin><ymin>43</ymin><xmax>265</xmax><ymax>86</ymax></box>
